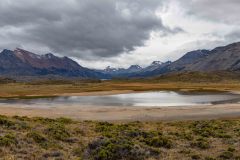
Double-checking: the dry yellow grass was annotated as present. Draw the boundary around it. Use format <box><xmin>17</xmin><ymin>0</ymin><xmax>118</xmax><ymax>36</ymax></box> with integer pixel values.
<box><xmin>1</xmin><ymin>81</ymin><xmax>240</xmax><ymax>98</ymax></box>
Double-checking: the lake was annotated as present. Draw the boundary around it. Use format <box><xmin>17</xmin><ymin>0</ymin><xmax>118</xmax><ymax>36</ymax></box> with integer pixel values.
<box><xmin>0</xmin><ymin>91</ymin><xmax>239</xmax><ymax>108</ymax></box>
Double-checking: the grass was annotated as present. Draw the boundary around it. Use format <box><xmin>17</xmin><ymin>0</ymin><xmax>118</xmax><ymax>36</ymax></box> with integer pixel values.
<box><xmin>1</xmin><ymin>71</ymin><xmax>240</xmax><ymax>99</ymax></box>
<box><xmin>0</xmin><ymin>116</ymin><xmax>239</xmax><ymax>159</ymax></box>
<box><xmin>1</xmin><ymin>80</ymin><xmax>240</xmax><ymax>98</ymax></box>
<box><xmin>1</xmin><ymin>71</ymin><xmax>240</xmax><ymax>98</ymax></box>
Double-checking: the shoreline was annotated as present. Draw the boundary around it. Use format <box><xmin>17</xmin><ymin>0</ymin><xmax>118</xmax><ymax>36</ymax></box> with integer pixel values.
<box><xmin>0</xmin><ymin>88</ymin><xmax>240</xmax><ymax>122</ymax></box>
<box><xmin>0</xmin><ymin>90</ymin><xmax>142</xmax><ymax>98</ymax></box>
<box><xmin>0</xmin><ymin>88</ymin><xmax>235</xmax><ymax>99</ymax></box>
<box><xmin>1</xmin><ymin>103</ymin><xmax>240</xmax><ymax>121</ymax></box>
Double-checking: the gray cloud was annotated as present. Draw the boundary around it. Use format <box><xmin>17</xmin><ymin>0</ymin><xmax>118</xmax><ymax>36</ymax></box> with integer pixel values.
<box><xmin>0</xmin><ymin>0</ymin><xmax>182</xmax><ymax>59</ymax></box>
<box><xmin>225</xmin><ymin>30</ymin><xmax>240</xmax><ymax>43</ymax></box>
<box><xmin>178</xmin><ymin>0</ymin><xmax>240</xmax><ymax>24</ymax></box>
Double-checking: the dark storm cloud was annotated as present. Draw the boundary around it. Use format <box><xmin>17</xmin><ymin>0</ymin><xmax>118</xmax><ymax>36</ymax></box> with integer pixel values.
<box><xmin>0</xmin><ymin>0</ymin><xmax>182</xmax><ymax>59</ymax></box>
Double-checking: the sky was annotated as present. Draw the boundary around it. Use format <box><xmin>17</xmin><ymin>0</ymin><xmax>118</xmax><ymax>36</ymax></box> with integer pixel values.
<box><xmin>0</xmin><ymin>0</ymin><xmax>240</xmax><ymax>69</ymax></box>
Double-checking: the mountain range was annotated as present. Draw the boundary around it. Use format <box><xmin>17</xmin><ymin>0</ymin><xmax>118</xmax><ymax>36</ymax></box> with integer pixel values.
<box><xmin>107</xmin><ymin>42</ymin><xmax>240</xmax><ymax>78</ymax></box>
<box><xmin>0</xmin><ymin>48</ymin><xmax>105</xmax><ymax>79</ymax></box>
<box><xmin>145</xmin><ymin>42</ymin><xmax>240</xmax><ymax>77</ymax></box>
<box><xmin>97</xmin><ymin>61</ymin><xmax>172</xmax><ymax>77</ymax></box>
<box><xmin>1</xmin><ymin>42</ymin><xmax>240</xmax><ymax>79</ymax></box>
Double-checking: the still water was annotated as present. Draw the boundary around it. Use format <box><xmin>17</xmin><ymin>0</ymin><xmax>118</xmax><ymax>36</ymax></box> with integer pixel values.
<box><xmin>0</xmin><ymin>91</ymin><xmax>239</xmax><ymax>108</ymax></box>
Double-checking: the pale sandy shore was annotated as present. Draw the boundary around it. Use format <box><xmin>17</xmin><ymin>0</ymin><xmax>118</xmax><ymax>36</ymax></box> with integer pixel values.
<box><xmin>0</xmin><ymin>103</ymin><xmax>240</xmax><ymax>121</ymax></box>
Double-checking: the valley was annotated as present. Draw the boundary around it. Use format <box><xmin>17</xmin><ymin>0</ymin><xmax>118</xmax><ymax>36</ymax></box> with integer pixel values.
<box><xmin>0</xmin><ymin>43</ymin><xmax>240</xmax><ymax>160</ymax></box>
<box><xmin>1</xmin><ymin>75</ymin><xmax>240</xmax><ymax>122</ymax></box>
<box><xmin>1</xmin><ymin>1</ymin><xmax>240</xmax><ymax>159</ymax></box>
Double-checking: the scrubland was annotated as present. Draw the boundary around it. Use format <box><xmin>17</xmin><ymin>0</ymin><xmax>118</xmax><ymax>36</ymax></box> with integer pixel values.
<box><xmin>0</xmin><ymin>115</ymin><xmax>240</xmax><ymax>159</ymax></box>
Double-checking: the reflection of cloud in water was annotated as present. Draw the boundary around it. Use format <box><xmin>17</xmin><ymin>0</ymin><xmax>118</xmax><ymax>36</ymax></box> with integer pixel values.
<box><xmin>0</xmin><ymin>91</ymin><xmax>240</xmax><ymax>108</ymax></box>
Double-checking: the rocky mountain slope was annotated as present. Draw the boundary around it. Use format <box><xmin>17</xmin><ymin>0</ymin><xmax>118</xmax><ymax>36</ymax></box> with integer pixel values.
<box><xmin>0</xmin><ymin>48</ymin><xmax>105</xmax><ymax>78</ymax></box>
<box><xmin>98</xmin><ymin>65</ymin><xmax>143</xmax><ymax>76</ymax></box>
<box><xmin>185</xmin><ymin>42</ymin><xmax>240</xmax><ymax>71</ymax></box>
<box><xmin>133</xmin><ymin>42</ymin><xmax>240</xmax><ymax>77</ymax></box>
<box><xmin>98</xmin><ymin>61</ymin><xmax>171</xmax><ymax>77</ymax></box>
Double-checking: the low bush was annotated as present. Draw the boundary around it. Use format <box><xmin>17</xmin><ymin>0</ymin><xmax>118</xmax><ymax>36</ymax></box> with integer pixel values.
<box><xmin>219</xmin><ymin>151</ymin><xmax>234</xmax><ymax>159</ymax></box>
<box><xmin>73</xmin><ymin>147</ymin><xmax>84</xmax><ymax>157</ymax></box>
<box><xmin>27</xmin><ymin>131</ymin><xmax>48</xmax><ymax>148</ymax></box>
<box><xmin>144</xmin><ymin>136</ymin><xmax>172</xmax><ymax>149</ymax></box>
<box><xmin>190</xmin><ymin>120</ymin><xmax>232</xmax><ymax>139</ymax></box>
<box><xmin>191</xmin><ymin>137</ymin><xmax>210</xmax><ymax>149</ymax></box>
<box><xmin>46</xmin><ymin>123</ymin><xmax>70</xmax><ymax>141</ymax></box>
<box><xmin>0</xmin><ymin>116</ymin><xmax>15</xmax><ymax>128</ymax></box>
<box><xmin>0</xmin><ymin>133</ymin><xmax>16</xmax><ymax>146</ymax></box>
<box><xmin>87</xmin><ymin>137</ymin><xmax>148</xmax><ymax>160</ymax></box>
<box><xmin>191</xmin><ymin>154</ymin><xmax>201</xmax><ymax>160</ymax></box>
<box><xmin>55</xmin><ymin>117</ymin><xmax>73</xmax><ymax>124</ymax></box>
<box><xmin>205</xmin><ymin>156</ymin><xmax>216</xmax><ymax>160</ymax></box>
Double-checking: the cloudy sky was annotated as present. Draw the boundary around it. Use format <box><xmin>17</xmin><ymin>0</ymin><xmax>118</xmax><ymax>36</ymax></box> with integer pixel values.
<box><xmin>0</xmin><ymin>0</ymin><xmax>240</xmax><ymax>69</ymax></box>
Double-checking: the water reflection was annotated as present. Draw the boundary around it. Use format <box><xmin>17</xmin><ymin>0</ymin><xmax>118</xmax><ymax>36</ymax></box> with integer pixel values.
<box><xmin>0</xmin><ymin>91</ymin><xmax>239</xmax><ymax>108</ymax></box>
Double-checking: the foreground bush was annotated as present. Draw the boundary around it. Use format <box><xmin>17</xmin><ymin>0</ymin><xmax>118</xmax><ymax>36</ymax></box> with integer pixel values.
<box><xmin>0</xmin><ymin>116</ymin><xmax>239</xmax><ymax>159</ymax></box>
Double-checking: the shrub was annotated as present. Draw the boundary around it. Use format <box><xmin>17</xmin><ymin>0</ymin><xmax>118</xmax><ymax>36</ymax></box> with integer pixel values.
<box><xmin>14</xmin><ymin>121</ymin><xmax>30</xmax><ymax>130</ymax></box>
<box><xmin>95</xmin><ymin>122</ymin><xmax>115</xmax><ymax>132</ymax></box>
<box><xmin>0</xmin><ymin>116</ymin><xmax>15</xmax><ymax>128</ymax></box>
<box><xmin>179</xmin><ymin>149</ymin><xmax>192</xmax><ymax>155</ymax></box>
<box><xmin>191</xmin><ymin>154</ymin><xmax>201</xmax><ymax>160</ymax></box>
<box><xmin>219</xmin><ymin>151</ymin><xmax>234</xmax><ymax>159</ymax></box>
<box><xmin>42</xmin><ymin>151</ymin><xmax>63</xmax><ymax>158</ymax></box>
<box><xmin>205</xmin><ymin>156</ymin><xmax>216</xmax><ymax>160</ymax></box>
<box><xmin>33</xmin><ymin>117</ymin><xmax>55</xmax><ymax>124</ymax></box>
<box><xmin>12</xmin><ymin>115</ymin><xmax>30</xmax><ymax>121</ymax></box>
<box><xmin>0</xmin><ymin>133</ymin><xmax>16</xmax><ymax>146</ymax></box>
<box><xmin>46</xmin><ymin>123</ymin><xmax>70</xmax><ymax>141</ymax></box>
<box><xmin>227</xmin><ymin>147</ymin><xmax>235</xmax><ymax>152</ymax></box>
<box><xmin>27</xmin><ymin>131</ymin><xmax>48</xmax><ymax>148</ymax></box>
<box><xmin>144</xmin><ymin>136</ymin><xmax>172</xmax><ymax>149</ymax></box>
<box><xmin>73</xmin><ymin>147</ymin><xmax>84</xmax><ymax>157</ymax></box>
<box><xmin>174</xmin><ymin>131</ymin><xmax>194</xmax><ymax>140</ymax></box>
<box><xmin>87</xmin><ymin>137</ymin><xmax>148</xmax><ymax>160</ymax></box>
<box><xmin>55</xmin><ymin>117</ymin><xmax>73</xmax><ymax>124</ymax></box>
<box><xmin>191</xmin><ymin>137</ymin><xmax>210</xmax><ymax>149</ymax></box>
<box><xmin>191</xmin><ymin>120</ymin><xmax>231</xmax><ymax>138</ymax></box>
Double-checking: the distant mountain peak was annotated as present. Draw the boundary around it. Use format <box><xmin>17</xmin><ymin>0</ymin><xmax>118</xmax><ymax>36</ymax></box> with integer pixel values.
<box><xmin>151</xmin><ymin>61</ymin><xmax>163</xmax><ymax>66</ymax></box>
<box><xmin>1</xmin><ymin>49</ymin><xmax>13</xmax><ymax>55</ymax></box>
<box><xmin>104</xmin><ymin>66</ymin><xmax>118</xmax><ymax>72</ymax></box>
<box><xmin>14</xmin><ymin>48</ymin><xmax>34</xmax><ymax>55</ymax></box>
<box><xmin>181</xmin><ymin>50</ymin><xmax>210</xmax><ymax>59</ymax></box>
<box><xmin>14</xmin><ymin>48</ymin><xmax>24</xmax><ymax>52</ymax></box>
<box><xmin>11</xmin><ymin>48</ymin><xmax>83</xmax><ymax>70</ymax></box>
<box><xmin>128</xmin><ymin>65</ymin><xmax>142</xmax><ymax>70</ymax></box>
<box><xmin>0</xmin><ymin>48</ymin><xmax>105</xmax><ymax>78</ymax></box>
<box><xmin>14</xmin><ymin>48</ymin><xmax>42</xmax><ymax>61</ymax></box>
<box><xmin>43</xmin><ymin>53</ymin><xmax>55</xmax><ymax>59</ymax></box>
